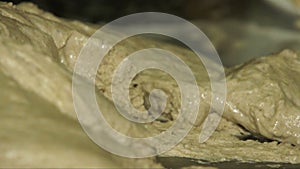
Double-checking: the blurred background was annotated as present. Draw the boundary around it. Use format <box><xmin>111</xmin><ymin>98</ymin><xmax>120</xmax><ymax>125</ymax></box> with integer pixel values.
<box><xmin>2</xmin><ymin>0</ymin><xmax>300</xmax><ymax>66</ymax></box>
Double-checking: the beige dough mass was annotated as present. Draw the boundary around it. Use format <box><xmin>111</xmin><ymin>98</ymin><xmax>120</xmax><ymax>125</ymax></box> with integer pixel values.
<box><xmin>0</xmin><ymin>2</ymin><xmax>300</xmax><ymax>168</ymax></box>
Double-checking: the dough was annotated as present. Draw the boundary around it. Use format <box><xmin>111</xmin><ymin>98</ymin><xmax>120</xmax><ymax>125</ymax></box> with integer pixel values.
<box><xmin>0</xmin><ymin>2</ymin><xmax>160</xmax><ymax>168</ymax></box>
<box><xmin>0</xmin><ymin>1</ymin><xmax>299</xmax><ymax>168</ymax></box>
<box><xmin>225</xmin><ymin>50</ymin><xmax>300</xmax><ymax>145</ymax></box>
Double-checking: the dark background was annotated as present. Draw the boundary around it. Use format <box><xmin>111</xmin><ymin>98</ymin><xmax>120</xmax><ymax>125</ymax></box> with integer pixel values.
<box><xmin>1</xmin><ymin>0</ymin><xmax>297</xmax><ymax>26</ymax></box>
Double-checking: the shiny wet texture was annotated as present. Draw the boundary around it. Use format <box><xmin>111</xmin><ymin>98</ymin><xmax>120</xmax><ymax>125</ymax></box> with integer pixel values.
<box><xmin>0</xmin><ymin>2</ymin><xmax>300</xmax><ymax>168</ymax></box>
